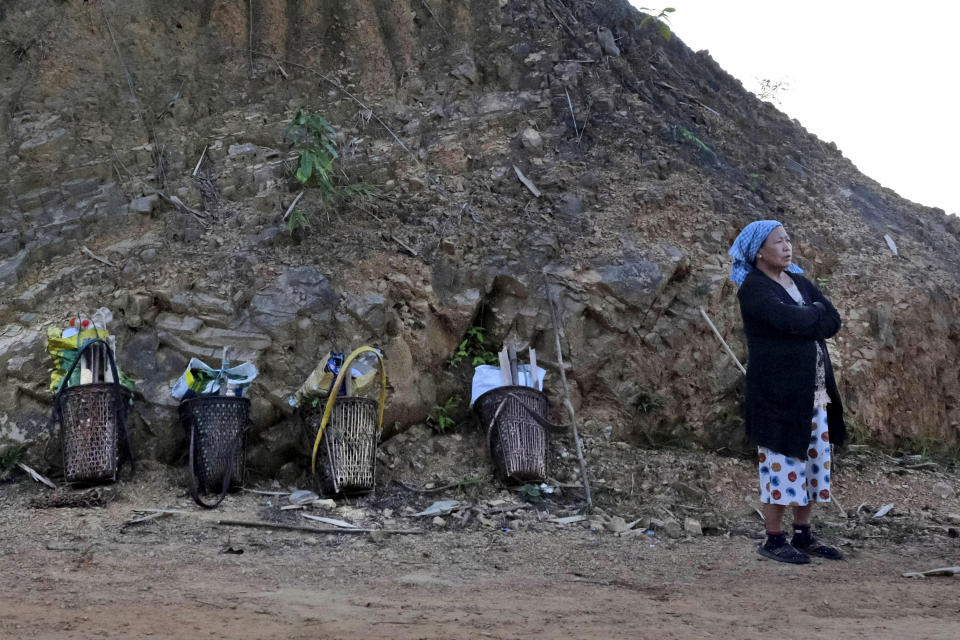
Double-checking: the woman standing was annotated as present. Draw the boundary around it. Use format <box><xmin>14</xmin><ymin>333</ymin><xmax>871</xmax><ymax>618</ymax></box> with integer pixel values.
<box><xmin>730</xmin><ymin>220</ymin><xmax>846</xmax><ymax>564</ymax></box>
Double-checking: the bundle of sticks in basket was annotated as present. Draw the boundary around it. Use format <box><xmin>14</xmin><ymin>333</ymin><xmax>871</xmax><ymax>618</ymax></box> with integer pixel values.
<box><xmin>497</xmin><ymin>344</ymin><xmax>538</xmax><ymax>388</ymax></box>
<box><xmin>80</xmin><ymin>336</ymin><xmax>117</xmax><ymax>384</ymax></box>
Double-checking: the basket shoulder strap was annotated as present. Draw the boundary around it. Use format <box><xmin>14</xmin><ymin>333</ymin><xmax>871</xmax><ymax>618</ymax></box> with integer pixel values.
<box><xmin>485</xmin><ymin>395</ymin><xmax>512</xmax><ymax>455</ymax></box>
<box><xmin>96</xmin><ymin>339</ymin><xmax>136</xmax><ymax>473</ymax></box>
<box><xmin>55</xmin><ymin>338</ymin><xmax>108</xmax><ymax>395</ymax></box>
<box><xmin>188</xmin><ymin>422</ymin><xmax>245</xmax><ymax>509</ymax></box>
<box><xmin>508</xmin><ymin>395</ymin><xmax>570</xmax><ymax>433</ymax></box>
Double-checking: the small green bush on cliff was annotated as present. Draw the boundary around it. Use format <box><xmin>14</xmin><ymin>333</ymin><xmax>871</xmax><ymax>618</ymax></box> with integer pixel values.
<box><xmin>638</xmin><ymin>7</ymin><xmax>676</xmax><ymax>41</ymax></box>
<box><xmin>447</xmin><ymin>327</ymin><xmax>498</xmax><ymax>368</ymax></box>
<box><xmin>282</xmin><ymin>108</ymin><xmax>370</xmax><ymax>230</ymax></box>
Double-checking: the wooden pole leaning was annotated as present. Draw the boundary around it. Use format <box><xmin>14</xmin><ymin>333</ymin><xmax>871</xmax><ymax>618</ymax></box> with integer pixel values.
<box><xmin>544</xmin><ymin>278</ymin><xmax>593</xmax><ymax>507</ymax></box>
<box><xmin>698</xmin><ymin>306</ymin><xmax>746</xmax><ymax>376</ymax></box>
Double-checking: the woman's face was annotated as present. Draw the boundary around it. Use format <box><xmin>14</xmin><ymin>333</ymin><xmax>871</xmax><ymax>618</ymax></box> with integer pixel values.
<box><xmin>757</xmin><ymin>226</ymin><xmax>793</xmax><ymax>270</ymax></box>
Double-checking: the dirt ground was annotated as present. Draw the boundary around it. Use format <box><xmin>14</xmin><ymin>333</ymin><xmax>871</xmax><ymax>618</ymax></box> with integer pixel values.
<box><xmin>1</xmin><ymin>443</ymin><xmax>958</xmax><ymax>640</ymax></box>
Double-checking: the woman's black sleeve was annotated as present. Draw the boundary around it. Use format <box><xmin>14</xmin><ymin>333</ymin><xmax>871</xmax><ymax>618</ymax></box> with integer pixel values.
<box><xmin>739</xmin><ymin>279</ymin><xmax>840</xmax><ymax>339</ymax></box>
<box><xmin>804</xmin><ymin>279</ymin><xmax>842</xmax><ymax>336</ymax></box>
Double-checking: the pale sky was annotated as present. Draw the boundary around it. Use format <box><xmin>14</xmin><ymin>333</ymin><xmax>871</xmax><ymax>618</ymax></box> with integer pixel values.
<box><xmin>630</xmin><ymin>1</ymin><xmax>960</xmax><ymax>215</ymax></box>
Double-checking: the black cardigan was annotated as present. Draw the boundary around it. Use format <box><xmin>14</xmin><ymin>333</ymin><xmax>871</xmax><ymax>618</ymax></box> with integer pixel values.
<box><xmin>737</xmin><ymin>271</ymin><xmax>846</xmax><ymax>459</ymax></box>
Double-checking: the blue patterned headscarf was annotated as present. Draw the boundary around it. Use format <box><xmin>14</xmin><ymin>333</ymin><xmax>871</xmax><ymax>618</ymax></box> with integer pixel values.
<box><xmin>728</xmin><ymin>220</ymin><xmax>803</xmax><ymax>285</ymax></box>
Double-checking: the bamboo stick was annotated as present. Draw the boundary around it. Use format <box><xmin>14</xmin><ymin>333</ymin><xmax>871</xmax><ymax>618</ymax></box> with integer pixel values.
<box><xmin>498</xmin><ymin>347</ymin><xmax>512</xmax><ymax>386</ymax></box>
<box><xmin>698</xmin><ymin>306</ymin><xmax>746</xmax><ymax>375</ymax></box>
<box><xmin>216</xmin><ymin>519</ymin><xmax>422</xmax><ymax>535</ymax></box>
<box><xmin>529</xmin><ymin>348</ymin><xmax>538</xmax><ymax>389</ymax></box>
<box><xmin>545</xmin><ymin>279</ymin><xmax>592</xmax><ymax>507</ymax></box>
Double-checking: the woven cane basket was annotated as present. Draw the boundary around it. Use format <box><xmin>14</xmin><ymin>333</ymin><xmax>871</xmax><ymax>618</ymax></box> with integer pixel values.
<box><xmin>474</xmin><ymin>386</ymin><xmax>549</xmax><ymax>483</ymax></box>
<box><xmin>58</xmin><ymin>383</ymin><xmax>130</xmax><ymax>484</ymax></box>
<box><xmin>308</xmin><ymin>346</ymin><xmax>387</xmax><ymax>496</ymax></box>
<box><xmin>178</xmin><ymin>396</ymin><xmax>249</xmax><ymax>493</ymax></box>
<box><xmin>304</xmin><ymin>397</ymin><xmax>379</xmax><ymax>494</ymax></box>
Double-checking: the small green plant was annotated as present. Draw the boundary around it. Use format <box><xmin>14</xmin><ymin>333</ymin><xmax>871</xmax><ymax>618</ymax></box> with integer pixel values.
<box><xmin>118</xmin><ymin>371</ymin><xmax>137</xmax><ymax>405</ymax></box>
<box><xmin>282</xmin><ymin>108</ymin><xmax>371</xmax><ymax>228</ymax></box>
<box><xmin>845</xmin><ymin>414</ymin><xmax>870</xmax><ymax>445</ymax></box>
<box><xmin>284</xmin><ymin>109</ymin><xmax>339</xmax><ymax>189</ymax></box>
<box><xmin>746</xmin><ymin>173</ymin><xmax>762</xmax><ymax>193</ymax></box>
<box><xmin>676</xmin><ymin>126</ymin><xmax>711</xmax><ymax>154</ymax></box>
<box><xmin>633</xmin><ymin>386</ymin><xmax>664</xmax><ymax>415</ymax></box>
<box><xmin>519</xmin><ymin>483</ymin><xmax>543</xmax><ymax>504</ymax></box>
<box><xmin>455</xmin><ymin>477</ymin><xmax>483</xmax><ymax>490</ymax></box>
<box><xmin>638</xmin><ymin>7</ymin><xmax>676</xmax><ymax>41</ymax></box>
<box><xmin>454</xmin><ymin>476</ymin><xmax>485</xmax><ymax>501</ymax></box>
<box><xmin>893</xmin><ymin>433</ymin><xmax>960</xmax><ymax>462</ymax></box>
<box><xmin>428</xmin><ymin>396</ymin><xmax>459</xmax><ymax>433</ymax></box>
<box><xmin>0</xmin><ymin>445</ymin><xmax>25</xmax><ymax>473</ymax></box>
<box><xmin>670</xmin><ymin>125</ymin><xmax>720</xmax><ymax>167</ymax></box>
<box><xmin>628</xmin><ymin>386</ymin><xmax>672</xmax><ymax>447</ymax></box>
<box><xmin>287</xmin><ymin>208</ymin><xmax>306</xmax><ymax>233</ymax></box>
<box><xmin>447</xmin><ymin>326</ymin><xmax>499</xmax><ymax>368</ymax></box>
<box><xmin>815</xmin><ymin>276</ymin><xmax>832</xmax><ymax>296</ymax></box>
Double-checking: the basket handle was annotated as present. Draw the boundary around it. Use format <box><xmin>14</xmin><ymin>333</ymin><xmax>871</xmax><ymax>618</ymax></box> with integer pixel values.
<box><xmin>55</xmin><ymin>338</ymin><xmax>120</xmax><ymax>395</ymax></box>
<box><xmin>53</xmin><ymin>337</ymin><xmax>135</xmax><ymax>473</ymax></box>
<box><xmin>310</xmin><ymin>346</ymin><xmax>386</xmax><ymax>474</ymax></box>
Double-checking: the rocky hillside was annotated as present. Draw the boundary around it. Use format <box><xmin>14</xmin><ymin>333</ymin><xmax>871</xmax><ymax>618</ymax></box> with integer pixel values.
<box><xmin>2</xmin><ymin>0</ymin><xmax>959</xmax><ymax>475</ymax></box>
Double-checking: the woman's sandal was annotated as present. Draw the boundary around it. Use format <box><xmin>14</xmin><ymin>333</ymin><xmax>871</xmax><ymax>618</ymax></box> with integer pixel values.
<box><xmin>758</xmin><ymin>539</ymin><xmax>811</xmax><ymax>564</ymax></box>
<box><xmin>792</xmin><ymin>535</ymin><xmax>844</xmax><ymax>560</ymax></box>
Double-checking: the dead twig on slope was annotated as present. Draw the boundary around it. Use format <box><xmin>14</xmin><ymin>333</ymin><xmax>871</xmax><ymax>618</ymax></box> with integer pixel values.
<box><xmin>564</xmin><ymin>88</ymin><xmax>581</xmax><ymax>145</ymax></box>
<box><xmin>248</xmin><ymin>0</ymin><xmax>254</xmax><ymax>77</ymax></box>
<box><xmin>156</xmin><ymin>192</ymin><xmax>209</xmax><ymax>224</ymax></box>
<box><xmin>216</xmin><ymin>519</ymin><xmax>423</xmax><ymax>535</ymax></box>
<box><xmin>547</xmin><ymin>2</ymin><xmax>577</xmax><ymax>39</ymax></box>
<box><xmin>101</xmin><ymin>8</ymin><xmax>145</xmax><ymax>128</ymax></box>
<box><xmin>392</xmin><ymin>236</ymin><xmax>418</xmax><ymax>256</ymax></box>
<box><xmin>272</xmin><ymin>56</ymin><xmax>288</xmax><ymax>78</ymax></box>
<box><xmin>81</xmin><ymin>246</ymin><xmax>118</xmax><ymax>269</ymax></box>
<box><xmin>192</xmin><ymin>146</ymin><xmax>208</xmax><ymax>177</ymax></box>
<box><xmin>419</xmin><ymin>0</ymin><xmax>449</xmax><ymax>35</ymax></box>
<box><xmin>111</xmin><ymin>144</ymin><xmax>207</xmax><ymax>223</ymax></box>
<box><xmin>18</xmin><ymin>463</ymin><xmax>56</xmax><ymax>489</ymax></box>
<box><xmin>156</xmin><ymin>79</ymin><xmax>184</xmax><ymax>120</ymax></box>
<box><xmin>101</xmin><ymin>6</ymin><xmax>165</xmax><ymax>189</ymax></box>
<box><xmin>513</xmin><ymin>165</ymin><xmax>542</xmax><ymax>198</ymax></box>
<box><xmin>121</xmin><ymin>510</ymin><xmax>182</xmax><ymax>530</ymax></box>
<box><xmin>282</xmin><ymin>190</ymin><xmax>304</xmax><ymax>221</ymax></box>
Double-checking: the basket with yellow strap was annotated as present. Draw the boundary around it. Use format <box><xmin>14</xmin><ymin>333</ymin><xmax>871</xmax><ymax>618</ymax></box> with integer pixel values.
<box><xmin>305</xmin><ymin>347</ymin><xmax>387</xmax><ymax>495</ymax></box>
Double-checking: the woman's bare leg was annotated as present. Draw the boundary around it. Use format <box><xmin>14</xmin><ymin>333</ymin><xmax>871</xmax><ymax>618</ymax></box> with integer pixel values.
<box><xmin>792</xmin><ymin>503</ymin><xmax>813</xmax><ymax>526</ymax></box>
<box><xmin>763</xmin><ymin>503</ymin><xmax>786</xmax><ymax>532</ymax></box>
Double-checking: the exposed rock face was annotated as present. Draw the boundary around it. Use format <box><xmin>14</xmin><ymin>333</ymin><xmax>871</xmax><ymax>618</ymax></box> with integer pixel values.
<box><xmin>1</xmin><ymin>0</ymin><xmax>959</xmax><ymax>472</ymax></box>
<box><xmin>249</xmin><ymin>267</ymin><xmax>336</xmax><ymax>333</ymax></box>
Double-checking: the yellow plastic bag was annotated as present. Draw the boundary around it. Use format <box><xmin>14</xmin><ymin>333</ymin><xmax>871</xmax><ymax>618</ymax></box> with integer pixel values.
<box><xmin>47</xmin><ymin>326</ymin><xmax>110</xmax><ymax>391</ymax></box>
<box><xmin>290</xmin><ymin>351</ymin><xmax>378</xmax><ymax>408</ymax></box>
<box><xmin>291</xmin><ymin>353</ymin><xmax>335</xmax><ymax>408</ymax></box>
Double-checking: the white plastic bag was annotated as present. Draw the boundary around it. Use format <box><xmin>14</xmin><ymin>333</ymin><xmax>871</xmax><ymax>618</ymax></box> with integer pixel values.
<box><xmin>470</xmin><ymin>364</ymin><xmax>546</xmax><ymax>406</ymax></box>
<box><xmin>171</xmin><ymin>357</ymin><xmax>259</xmax><ymax>399</ymax></box>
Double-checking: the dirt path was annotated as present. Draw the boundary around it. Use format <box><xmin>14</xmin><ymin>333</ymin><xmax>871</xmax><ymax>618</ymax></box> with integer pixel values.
<box><xmin>1</xmin><ymin>514</ymin><xmax>957</xmax><ymax>639</ymax></box>
<box><xmin>2</xmin><ymin>445</ymin><xmax>958</xmax><ymax>640</ymax></box>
